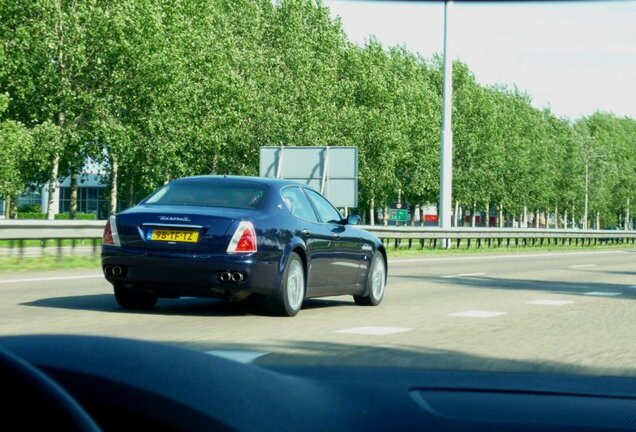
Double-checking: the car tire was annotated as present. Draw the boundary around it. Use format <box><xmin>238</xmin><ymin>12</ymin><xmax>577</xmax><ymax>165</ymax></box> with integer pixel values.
<box><xmin>113</xmin><ymin>284</ymin><xmax>158</xmax><ymax>310</ymax></box>
<box><xmin>354</xmin><ymin>252</ymin><xmax>386</xmax><ymax>306</ymax></box>
<box><xmin>266</xmin><ymin>252</ymin><xmax>305</xmax><ymax>317</ymax></box>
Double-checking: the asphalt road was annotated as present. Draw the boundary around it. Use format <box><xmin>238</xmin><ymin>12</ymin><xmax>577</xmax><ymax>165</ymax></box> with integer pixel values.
<box><xmin>1</xmin><ymin>249</ymin><xmax>635</xmax><ymax>376</ymax></box>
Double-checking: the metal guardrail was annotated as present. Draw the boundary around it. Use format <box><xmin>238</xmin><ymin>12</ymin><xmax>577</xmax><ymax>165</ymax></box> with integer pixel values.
<box><xmin>0</xmin><ymin>221</ymin><xmax>635</xmax><ymax>255</ymax></box>
<box><xmin>360</xmin><ymin>225</ymin><xmax>636</xmax><ymax>248</ymax></box>
<box><xmin>0</xmin><ymin>220</ymin><xmax>105</xmax><ymax>258</ymax></box>
<box><xmin>0</xmin><ymin>220</ymin><xmax>105</xmax><ymax>240</ymax></box>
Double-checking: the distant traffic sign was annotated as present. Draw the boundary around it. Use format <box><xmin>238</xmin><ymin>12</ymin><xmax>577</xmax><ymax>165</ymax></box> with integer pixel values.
<box><xmin>389</xmin><ymin>209</ymin><xmax>408</xmax><ymax>222</ymax></box>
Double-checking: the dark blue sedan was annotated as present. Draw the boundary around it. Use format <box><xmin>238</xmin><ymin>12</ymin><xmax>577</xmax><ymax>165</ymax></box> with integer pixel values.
<box><xmin>101</xmin><ymin>176</ymin><xmax>387</xmax><ymax>316</ymax></box>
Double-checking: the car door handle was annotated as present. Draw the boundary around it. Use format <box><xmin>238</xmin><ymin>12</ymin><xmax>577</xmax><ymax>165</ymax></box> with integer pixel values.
<box><xmin>301</xmin><ymin>229</ymin><xmax>310</xmax><ymax>237</ymax></box>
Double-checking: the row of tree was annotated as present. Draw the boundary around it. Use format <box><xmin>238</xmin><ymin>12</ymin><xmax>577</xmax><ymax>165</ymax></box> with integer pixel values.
<box><xmin>1</xmin><ymin>0</ymin><xmax>635</xmax><ymax>227</ymax></box>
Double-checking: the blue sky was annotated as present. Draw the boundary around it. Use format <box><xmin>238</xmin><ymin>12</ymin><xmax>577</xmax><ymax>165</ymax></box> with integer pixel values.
<box><xmin>324</xmin><ymin>1</ymin><xmax>636</xmax><ymax>120</ymax></box>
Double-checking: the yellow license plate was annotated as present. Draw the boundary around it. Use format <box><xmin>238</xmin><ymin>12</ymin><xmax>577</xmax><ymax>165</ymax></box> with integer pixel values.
<box><xmin>150</xmin><ymin>229</ymin><xmax>199</xmax><ymax>243</ymax></box>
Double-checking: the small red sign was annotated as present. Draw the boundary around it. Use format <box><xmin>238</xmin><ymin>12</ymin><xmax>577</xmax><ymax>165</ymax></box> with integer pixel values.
<box><xmin>424</xmin><ymin>214</ymin><xmax>438</xmax><ymax>223</ymax></box>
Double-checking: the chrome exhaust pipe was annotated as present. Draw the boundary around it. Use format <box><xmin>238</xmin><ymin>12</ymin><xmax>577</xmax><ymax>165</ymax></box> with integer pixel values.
<box><xmin>104</xmin><ymin>266</ymin><xmax>112</xmax><ymax>276</ymax></box>
<box><xmin>112</xmin><ymin>266</ymin><xmax>123</xmax><ymax>277</ymax></box>
<box><xmin>231</xmin><ymin>272</ymin><xmax>244</xmax><ymax>283</ymax></box>
<box><xmin>220</xmin><ymin>271</ymin><xmax>232</xmax><ymax>283</ymax></box>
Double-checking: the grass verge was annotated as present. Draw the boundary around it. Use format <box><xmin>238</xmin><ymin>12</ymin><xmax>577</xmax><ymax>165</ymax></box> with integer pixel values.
<box><xmin>0</xmin><ymin>255</ymin><xmax>101</xmax><ymax>272</ymax></box>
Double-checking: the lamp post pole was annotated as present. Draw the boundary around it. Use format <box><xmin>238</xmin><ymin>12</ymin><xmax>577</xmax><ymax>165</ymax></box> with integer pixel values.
<box><xmin>583</xmin><ymin>161</ymin><xmax>589</xmax><ymax>230</ymax></box>
<box><xmin>439</xmin><ymin>0</ymin><xmax>454</xmax><ymax>248</ymax></box>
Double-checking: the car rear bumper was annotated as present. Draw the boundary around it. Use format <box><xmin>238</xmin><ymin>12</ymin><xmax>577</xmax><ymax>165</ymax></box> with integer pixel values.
<box><xmin>101</xmin><ymin>245</ymin><xmax>281</xmax><ymax>297</ymax></box>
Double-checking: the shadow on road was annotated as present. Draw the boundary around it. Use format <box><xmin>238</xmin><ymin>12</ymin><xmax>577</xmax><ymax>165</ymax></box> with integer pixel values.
<box><xmin>20</xmin><ymin>295</ymin><xmax>354</xmax><ymax>316</ymax></box>
<box><xmin>390</xmin><ymin>273</ymin><xmax>636</xmax><ymax>299</ymax></box>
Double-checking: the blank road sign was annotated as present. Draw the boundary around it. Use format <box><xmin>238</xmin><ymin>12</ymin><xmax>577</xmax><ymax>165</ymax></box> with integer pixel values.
<box><xmin>259</xmin><ymin>146</ymin><xmax>358</xmax><ymax>208</ymax></box>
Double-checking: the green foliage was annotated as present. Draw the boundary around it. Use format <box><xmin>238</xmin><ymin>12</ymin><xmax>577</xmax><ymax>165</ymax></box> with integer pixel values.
<box><xmin>17</xmin><ymin>213</ymin><xmax>46</xmax><ymax>219</ymax></box>
<box><xmin>53</xmin><ymin>213</ymin><xmax>97</xmax><ymax>220</ymax></box>
<box><xmin>0</xmin><ymin>0</ymin><xmax>635</xmax><ymax>227</ymax></box>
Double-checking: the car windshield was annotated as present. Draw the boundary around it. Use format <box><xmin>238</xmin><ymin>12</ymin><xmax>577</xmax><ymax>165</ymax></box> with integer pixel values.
<box><xmin>1</xmin><ymin>0</ymin><xmax>636</xmax><ymax>385</ymax></box>
<box><xmin>142</xmin><ymin>180</ymin><xmax>267</xmax><ymax>210</ymax></box>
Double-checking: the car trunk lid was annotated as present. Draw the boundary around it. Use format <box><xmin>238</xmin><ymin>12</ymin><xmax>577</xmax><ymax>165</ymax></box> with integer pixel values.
<box><xmin>115</xmin><ymin>205</ymin><xmax>252</xmax><ymax>252</ymax></box>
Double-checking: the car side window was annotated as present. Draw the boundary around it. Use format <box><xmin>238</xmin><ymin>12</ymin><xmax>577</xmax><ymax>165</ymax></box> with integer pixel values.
<box><xmin>304</xmin><ymin>189</ymin><xmax>342</xmax><ymax>224</ymax></box>
<box><xmin>281</xmin><ymin>187</ymin><xmax>318</xmax><ymax>222</ymax></box>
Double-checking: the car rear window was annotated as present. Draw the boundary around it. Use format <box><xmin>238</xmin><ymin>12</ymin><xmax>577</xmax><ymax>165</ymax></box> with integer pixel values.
<box><xmin>142</xmin><ymin>180</ymin><xmax>268</xmax><ymax>210</ymax></box>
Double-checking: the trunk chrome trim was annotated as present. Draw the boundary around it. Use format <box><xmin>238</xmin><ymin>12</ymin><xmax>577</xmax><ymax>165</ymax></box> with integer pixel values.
<box><xmin>140</xmin><ymin>223</ymin><xmax>204</xmax><ymax>229</ymax></box>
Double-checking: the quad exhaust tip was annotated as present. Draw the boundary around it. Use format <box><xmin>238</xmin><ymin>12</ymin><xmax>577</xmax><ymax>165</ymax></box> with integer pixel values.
<box><xmin>220</xmin><ymin>271</ymin><xmax>245</xmax><ymax>283</ymax></box>
<box><xmin>104</xmin><ymin>265</ymin><xmax>125</xmax><ymax>277</ymax></box>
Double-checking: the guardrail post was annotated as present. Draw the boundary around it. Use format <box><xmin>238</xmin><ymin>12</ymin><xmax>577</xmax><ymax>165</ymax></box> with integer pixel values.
<box><xmin>18</xmin><ymin>239</ymin><xmax>24</xmax><ymax>262</ymax></box>
<box><xmin>56</xmin><ymin>239</ymin><xmax>62</xmax><ymax>262</ymax></box>
<box><xmin>92</xmin><ymin>238</ymin><xmax>98</xmax><ymax>257</ymax></box>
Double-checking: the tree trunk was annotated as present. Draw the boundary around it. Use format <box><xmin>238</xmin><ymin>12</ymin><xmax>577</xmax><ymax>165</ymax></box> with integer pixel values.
<box><xmin>571</xmin><ymin>206</ymin><xmax>575</xmax><ymax>229</ymax></box>
<box><xmin>127</xmin><ymin>177</ymin><xmax>134</xmax><ymax>209</ymax></box>
<box><xmin>46</xmin><ymin>154</ymin><xmax>60</xmax><ymax>220</ymax></box>
<box><xmin>70</xmin><ymin>171</ymin><xmax>78</xmax><ymax>219</ymax></box>
<box><xmin>523</xmin><ymin>205</ymin><xmax>528</xmax><ymax>228</ymax></box>
<box><xmin>626</xmin><ymin>198</ymin><xmax>630</xmax><ymax>230</ymax></box>
<box><xmin>453</xmin><ymin>200</ymin><xmax>459</xmax><ymax>227</ymax></box>
<box><xmin>596</xmin><ymin>210</ymin><xmax>600</xmax><ymax>230</ymax></box>
<box><xmin>554</xmin><ymin>206</ymin><xmax>558</xmax><ymax>229</ymax></box>
<box><xmin>498</xmin><ymin>203</ymin><xmax>503</xmax><ymax>228</ymax></box>
<box><xmin>471</xmin><ymin>201</ymin><xmax>476</xmax><ymax>227</ymax></box>
<box><xmin>369</xmin><ymin>197</ymin><xmax>375</xmax><ymax>226</ymax></box>
<box><xmin>5</xmin><ymin>194</ymin><xmax>11</xmax><ymax>219</ymax></box>
<box><xmin>109</xmin><ymin>158</ymin><xmax>118</xmax><ymax>216</ymax></box>
<box><xmin>485</xmin><ymin>202</ymin><xmax>490</xmax><ymax>227</ymax></box>
<box><xmin>383</xmin><ymin>204</ymin><xmax>388</xmax><ymax>226</ymax></box>
<box><xmin>564</xmin><ymin>209</ymin><xmax>568</xmax><ymax>229</ymax></box>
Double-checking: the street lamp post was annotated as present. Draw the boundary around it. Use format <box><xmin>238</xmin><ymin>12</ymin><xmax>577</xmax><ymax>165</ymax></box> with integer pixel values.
<box><xmin>439</xmin><ymin>0</ymin><xmax>453</xmax><ymax>248</ymax></box>
<box><xmin>584</xmin><ymin>161</ymin><xmax>589</xmax><ymax>230</ymax></box>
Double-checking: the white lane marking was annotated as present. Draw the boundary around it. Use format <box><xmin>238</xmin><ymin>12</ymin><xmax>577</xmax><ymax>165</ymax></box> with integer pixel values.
<box><xmin>568</xmin><ymin>264</ymin><xmax>598</xmax><ymax>269</ymax></box>
<box><xmin>389</xmin><ymin>250</ymin><xmax>626</xmax><ymax>264</ymax></box>
<box><xmin>442</xmin><ymin>272</ymin><xmax>485</xmax><ymax>279</ymax></box>
<box><xmin>449</xmin><ymin>310</ymin><xmax>507</xmax><ymax>318</ymax></box>
<box><xmin>205</xmin><ymin>350</ymin><xmax>267</xmax><ymax>364</ymax></box>
<box><xmin>584</xmin><ymin>292</ymin><xmax>623</xmax><ymax>297</ymax></box>
<box><xmin>335</xmin><ymin>326</ymin><xmax>412</xmax><ymax>335</ymax></box>
<box><xmin>527</xmin><ymin>300</ymin><xmax>574</xmax><ymax>306</ymax></box>
<box><xmin>0</xmin><ymin>274</ymin><xmax>103</xmax><ymax>284</ymax></box>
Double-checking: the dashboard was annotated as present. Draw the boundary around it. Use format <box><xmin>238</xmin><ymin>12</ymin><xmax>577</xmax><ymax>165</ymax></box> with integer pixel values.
<box><xmin>2</xmin><ymin>335</ymin><xmax>636</xmax><ymax>431</ymax></box>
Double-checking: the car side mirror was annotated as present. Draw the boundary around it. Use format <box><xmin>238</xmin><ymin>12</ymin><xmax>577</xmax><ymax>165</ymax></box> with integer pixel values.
<box><xmin>346</xmin><ymin>214</ymin><xmax>360</xmax><ymax>225</ymax></box>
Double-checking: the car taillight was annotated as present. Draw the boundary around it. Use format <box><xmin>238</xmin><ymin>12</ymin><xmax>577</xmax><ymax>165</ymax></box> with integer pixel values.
<box><xmin>227</xmin><ymin>221</ymin><xmax>257</xmax><ymax>253</ymax></box>
<box><xmin>103</xmin><ymin>215</ymin><xmax>121</xmax><ymax>247</ymax></box>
